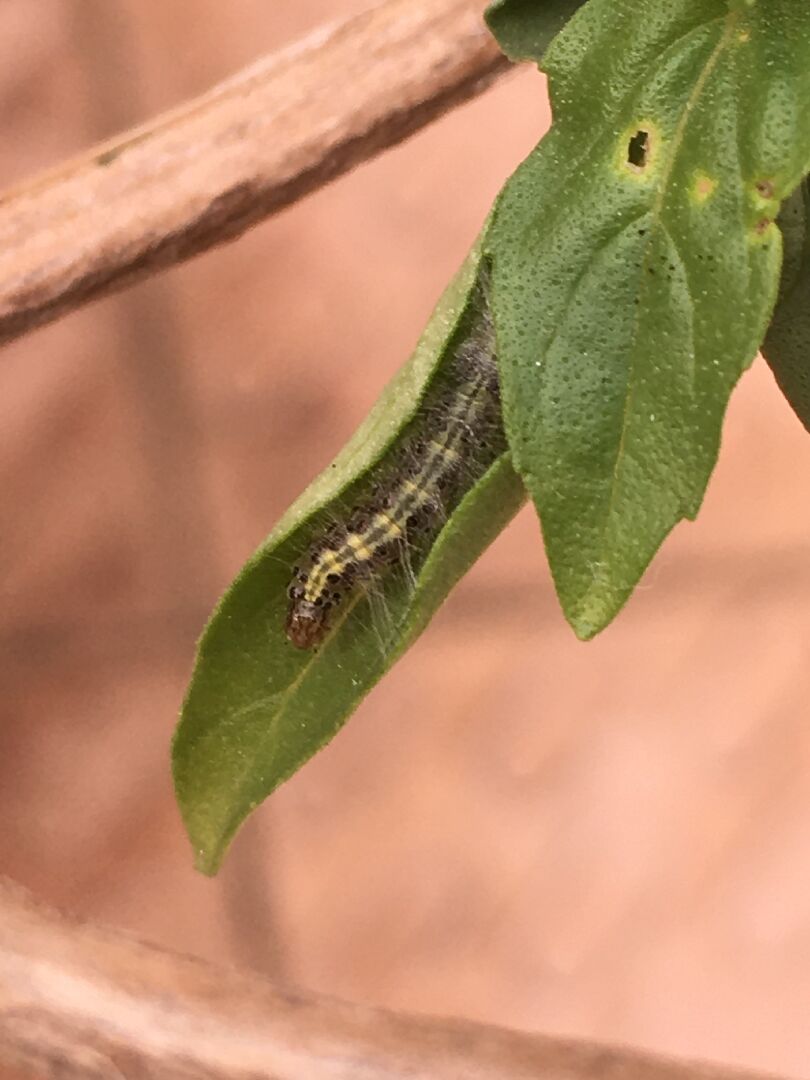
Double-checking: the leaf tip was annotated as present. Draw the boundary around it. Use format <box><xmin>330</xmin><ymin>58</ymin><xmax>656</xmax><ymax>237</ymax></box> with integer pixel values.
<box><xmin>562</xmin><ymin>581</ymin><xmax>629</xmax><ymax>642</ymax></box>
<box><xmin>193</xmin><ymin>845</ymin><xmax>224</xmax><ymax>877</ymax></box>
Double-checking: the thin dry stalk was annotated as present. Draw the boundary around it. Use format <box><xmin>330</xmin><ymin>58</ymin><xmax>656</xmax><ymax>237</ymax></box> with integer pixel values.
<box><xmin>0</xmin><ymin>0</ymin><xmax>510</xmax><ymax>347</ymax></box>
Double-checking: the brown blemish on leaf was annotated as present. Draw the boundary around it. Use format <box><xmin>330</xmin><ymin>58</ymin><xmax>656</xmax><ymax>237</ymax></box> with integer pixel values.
<box><xmin>692</xmin><ymin>173</ymin><xmax>717</xmax><ymax>203</ymax></box>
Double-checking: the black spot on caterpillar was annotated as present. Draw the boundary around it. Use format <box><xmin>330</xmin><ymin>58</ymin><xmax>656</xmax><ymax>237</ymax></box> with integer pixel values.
<box><xmin>285</xmin><ymin>279</ymin><xmax>505</xmax><ymax>650</ymax></box>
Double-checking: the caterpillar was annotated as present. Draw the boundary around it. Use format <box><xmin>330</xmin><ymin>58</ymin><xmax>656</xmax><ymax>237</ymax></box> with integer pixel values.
<box><xmin>285</xmin><ymin>285</ymin><xmax>504</xmax><ymax>650</ymax></box>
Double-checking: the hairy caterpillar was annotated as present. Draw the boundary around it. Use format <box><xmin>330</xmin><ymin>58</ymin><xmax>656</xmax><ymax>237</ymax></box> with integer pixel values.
<box><xmin>285</xmin><ymin>289</ymin><xmax>504</xmax><ymax>650</ymax></box>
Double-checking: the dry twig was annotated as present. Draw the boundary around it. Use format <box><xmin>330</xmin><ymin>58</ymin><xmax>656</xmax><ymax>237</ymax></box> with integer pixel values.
<box><xmin>0</xmin><ymin>881</ymin><xmax>793</xmax><ymax>1080</ymax></box>
<box><xmin>0</xmin><ymin>0</ymin><xmax>510</xmax><ymax>348</ymax></box>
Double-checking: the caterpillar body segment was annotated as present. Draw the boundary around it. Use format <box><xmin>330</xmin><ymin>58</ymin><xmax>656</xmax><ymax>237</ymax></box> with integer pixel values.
<box><xmin>285</xmin><ymin>297</ymin><xmax>504</xmax><ymax>650</ymax></box>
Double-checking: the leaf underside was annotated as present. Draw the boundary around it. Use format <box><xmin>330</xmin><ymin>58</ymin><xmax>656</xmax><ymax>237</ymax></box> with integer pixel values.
<box><xmin>487</xmin><ymin>0</ymin><xmax>810</xmax><ymax>639</ymax></box>
<box><xmin>763</xmin><ymin>180</ymin><xmax>810</xmax><ymax>430</ymax></box>
<box><xmin>173</xmin><ymin>241</ymin><xmax>525</xmax><ymax>874</ymax></box>
<box><xmin>485</xmin><ymin>0</ymin><xmax>588</xmax><ymax>65</ymax></box>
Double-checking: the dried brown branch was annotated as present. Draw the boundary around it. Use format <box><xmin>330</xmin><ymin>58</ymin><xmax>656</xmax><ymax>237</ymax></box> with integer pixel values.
<box><xmin>0</xmin><ymin>880</ymin><xmax>794</xmax><ymax>1080</ymax></box>
<box><xmin>0</xmin><ymin>0</ymin><xmax>510</xmax><ymax>349</ymax></box>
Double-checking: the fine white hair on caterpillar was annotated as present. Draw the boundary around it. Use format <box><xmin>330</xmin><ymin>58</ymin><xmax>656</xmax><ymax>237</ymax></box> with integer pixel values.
<box><xmin>285</xmin><ymin>279</ymin><xmax>504</xmax><ymax>650</ymax></box>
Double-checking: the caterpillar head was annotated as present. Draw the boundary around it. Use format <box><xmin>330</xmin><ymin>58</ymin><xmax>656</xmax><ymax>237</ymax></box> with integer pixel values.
<box><xmin>285</xmin><ymin>596</ymin><xmax>329</xmax><ymax>649</ymax></box>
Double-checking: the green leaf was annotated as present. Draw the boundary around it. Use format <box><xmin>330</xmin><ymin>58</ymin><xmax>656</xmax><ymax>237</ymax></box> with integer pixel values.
<box><xmin>485</xmin><ymin>0</ymin><xmax>587</xmax><ymax>65</ymax></box>
<box><xmin>487</xmin><ymin>0</ymin><xmax>810</xmax><ymax>640</ymax></box>
<box><xmin>173</xmin><ymin>240</ymin><xmax>525</xmax><ymax>874</ymax></box>
<box><xmin>763</xmin><ymin>180</ymin><xmax>810</xmax><ymax>431</ymax></box>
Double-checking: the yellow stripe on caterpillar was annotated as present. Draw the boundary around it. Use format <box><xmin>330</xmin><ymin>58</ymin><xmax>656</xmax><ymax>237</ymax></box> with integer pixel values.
<box><xmin>347</xmin><ymin>534</ymin><xmax>375</xmax><ymax>561</ymax></box>
<box><xmin>285</xmin><ymin>284</ymin><xmax>503</xmax><ymax>651</ymax></box>
<box><xmin>372</xmin><ymin>511</ymin><xmax>404</xmax><ymax>536</ymax></box>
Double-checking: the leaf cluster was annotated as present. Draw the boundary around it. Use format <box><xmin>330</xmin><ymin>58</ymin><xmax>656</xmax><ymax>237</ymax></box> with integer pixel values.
<box><xmin>174</xmin><ymin>0</ymin><xmax>810</xmax><ymax>872</ymax></box>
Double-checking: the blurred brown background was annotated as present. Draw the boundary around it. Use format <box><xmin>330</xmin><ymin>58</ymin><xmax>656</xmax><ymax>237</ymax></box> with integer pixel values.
<box><xmin>2</xmin><ymin>2</ymin><xmax>810</xmax><ymax>1076</ymax></box>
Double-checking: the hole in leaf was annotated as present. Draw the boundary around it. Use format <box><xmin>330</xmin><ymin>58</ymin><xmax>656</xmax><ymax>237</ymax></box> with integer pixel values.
<box><xmin>627</xmin><ymin>129</ymin><xmax>649</xmax><ymax>170</ymax></box>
